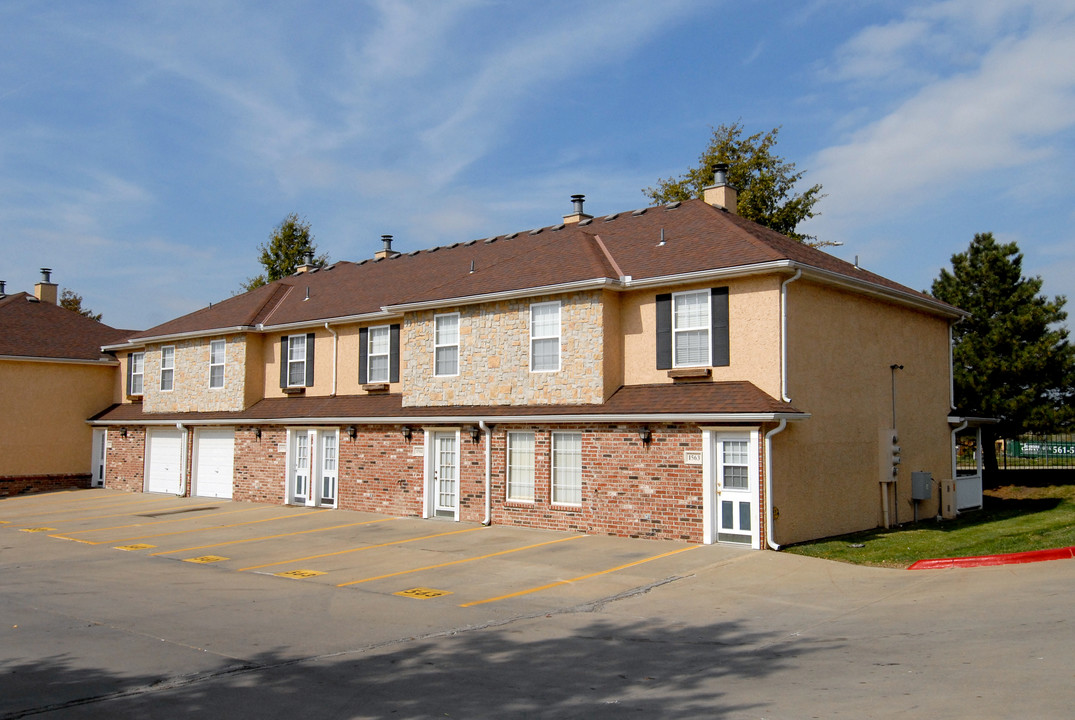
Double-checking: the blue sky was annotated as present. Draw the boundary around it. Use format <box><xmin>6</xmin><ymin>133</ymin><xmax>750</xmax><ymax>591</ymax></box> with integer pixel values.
<box><xmin>2</xmin><ymin>0</ymin><xmax>1073</xmax><ymax>331</ymax></box>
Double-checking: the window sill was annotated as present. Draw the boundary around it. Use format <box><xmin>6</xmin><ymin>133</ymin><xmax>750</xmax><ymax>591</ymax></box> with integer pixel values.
<box><xmin>551</xmin><ymin>502</ymin><xmax>582</xmax><ymax>510</ymax></box>
<box><xmin>362</xmin><ymin>383</ymin><xmax>389</xmax><ymax>393</ymax></box>
<box><xmin>282</xmin><ymin>387</ymin><xmax>306</xmax><ymax>395</ymax></box>
<box><xmin>668</xmin><ymin>367</ymin><xmax>711</xmax><ymax>380</ymax></box>
<box><xmin>125</xmin><ymin>394</ymin><xmax>143</xmax><ymax>403</ymax></box>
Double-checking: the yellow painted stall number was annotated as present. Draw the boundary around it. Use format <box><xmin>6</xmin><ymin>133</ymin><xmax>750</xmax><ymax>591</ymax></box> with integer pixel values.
<box><xmin>115</xmin><ymin>544</ymin><xmax>157</xmax><ymax>551</ymax></box>
<box><xmin>183</xmin><ymin>555</ymin><xmax>229</xmax><ymax>564</ymax></box>
<box><xmin>276</xmin><ymin>569</ymin><xmax>325</xmax><ymax>580</ymax></box>
<box><xmin>20</xmin><ymin>527</ymin><xmax>56</xmax><ymax>533</ymax></box>
<box><xmin>395</xmin><ymin>587</ymin><xmax>453</xmax><ymax>599</ymax></box>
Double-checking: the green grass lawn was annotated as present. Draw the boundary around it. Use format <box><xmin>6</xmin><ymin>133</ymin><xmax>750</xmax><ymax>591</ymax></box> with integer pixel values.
<box><xmin>783</xmin><ymin>484</ymin><xmax>1075</xmax><ymax>568</ymax></box>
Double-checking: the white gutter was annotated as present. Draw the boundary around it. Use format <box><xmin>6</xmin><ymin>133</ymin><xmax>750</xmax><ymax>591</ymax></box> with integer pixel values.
<box><xmin>325</xmin><ymin>323</ymin><xmax>338</xmax><ymax>397</ymax></box>
<box><xmin>90</xmin><ymin>411</ymin><xmax>810</xmax><ymax>427</ymax></box>
<box><xmin>176</xmin><ymin>422</ymin><xmax>188</xmax><ymax>497</ymax></box>
<box><xmin>102</xmin><ymin>326</ymin><xmax>253</xmax><ymax>351</ymax></box>
<box><xmin>764</xmin><ymin>418</ymin><xmax>788</xmax><ymax>550</ymax></box>
<box><xmin>259</xmin><ymin>311</ymin><xmax>403</xmax><ymax>334</ymax></box>
<box><xmin>796</xmin><ymin>265</ymin><xmax>967</xmax><ymax>319</ymax></box>
<box><xmin>0</xmin><ymin>354</ymin><xmax>118</xmax><ymax>366</ymax></box>
<box><xmin>780</xmin><ymin>269</ymin><xmax>801</xmax><ymax>402</ymax></box>
<box><xmin>480</xmin><ymin>420</ymin><xmax>492</xmax><ymax>526</ymax></box>
<box><xmin>614</xmin><ymin>261</ymin><xmax>793</xmax><ymax>290</ymax></box>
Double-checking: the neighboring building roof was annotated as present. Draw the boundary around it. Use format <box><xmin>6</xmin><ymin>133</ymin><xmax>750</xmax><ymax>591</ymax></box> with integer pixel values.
<box><xmin>0</xmin><ymin>292</ymin><xmax>130</xmax><ymax>361</ymax></box>
<box><xmin>89</xmin><ymin>381</ymin><xmax>807</xmax><ymax>424</ymax></box>
<box><xmin>120</xmin><ymin>198</ymin><xmax>961</xmax><ymax>345</ymax></box>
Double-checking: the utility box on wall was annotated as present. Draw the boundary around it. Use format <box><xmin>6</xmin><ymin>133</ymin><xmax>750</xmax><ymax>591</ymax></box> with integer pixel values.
<box><xmin>940</xmin><ymin>479</ymin><xmax>958</xmax><ymax>519</ymax></box>
<box><xmin>911</xmin><ymin>471</ymin><xmax>933</xmax><ymax>501</ymax></box>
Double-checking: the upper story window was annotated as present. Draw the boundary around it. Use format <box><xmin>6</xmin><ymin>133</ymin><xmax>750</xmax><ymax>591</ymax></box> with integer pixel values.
<box><xmin>434</xmin><ymin>313</ymin><xmax>459</xmax><ymax>377</ymax></box>
<box><xmin>530</xmin><ymin>301</ymin><xmax>561</xmax><ymax>372</ymax></box>
<box><xmin>127</xmin><ymin>351</ymin><xmax>144</xmax><ymax>396</ymax></box>
<box><xmin>656</xmin><ymin>287</ymin><xmax>730</xmax><ymax>370</ymax></box>
<box><xmin>368</xmin><ymin>327</ymin><xmax>390</xmax><ymax>382</ymax></box>
<box><xmin>209</xmin><ymin>339</ymin><xmax>226</xmax><ymax>389</ymax></box>
<box><xmin>160</xmin><ymin>346</ymin><xmax>174</xmax><ymax>392</ymax></box>
<box><xmin>279</xmin><ymin>333</ymin><xmax>315</xmax><ymax>388</ymax></box>
<box><xmin>359</xmin><ymin>324</ymin><xmax>400</xmax><ymax>385</ymax></box>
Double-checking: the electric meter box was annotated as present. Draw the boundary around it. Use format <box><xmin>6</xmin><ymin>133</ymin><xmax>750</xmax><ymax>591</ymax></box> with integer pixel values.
<box><xmin>911</xmin><ymin>471</ymin><xmax>933</xmax><ymax>501</ymax></box>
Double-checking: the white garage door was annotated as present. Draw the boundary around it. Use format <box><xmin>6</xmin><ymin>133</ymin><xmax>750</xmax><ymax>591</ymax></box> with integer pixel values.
<box><xmin>146</xmin><ymin>428</ymin><xmax>184</xmax><ymax>494</ymax></box>
<box><xmin>194</xmin><ymin>428</ymin><xmax>234</xmax><ymax>499</ymax></box>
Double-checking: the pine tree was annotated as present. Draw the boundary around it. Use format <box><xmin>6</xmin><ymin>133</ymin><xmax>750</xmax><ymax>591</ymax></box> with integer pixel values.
<box><xmin>644</xmin><ymin>122</ymin><xmax>826</xmax><ymax>244</ymax></box>
<box><xmin>241</xmin><ymin>214</ymin><xmax>327</xmax><ymax>292</ymax></box>
<box><xmin>931</xmin><ymin>232</ymin><xmax>1075</xmax><ymax>437</ymax></box>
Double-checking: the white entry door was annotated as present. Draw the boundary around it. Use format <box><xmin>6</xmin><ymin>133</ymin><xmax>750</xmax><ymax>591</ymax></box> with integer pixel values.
<box><xmin>715</xmin><ymin>433</ymin><xmax>757</xmax><ymax>546</ymax></box>
<box><xmin>193</xmin><ymin>428</ymin><xmax>235</xmax><ymax>499</ymax></box>
<box><xmin>146</xmin><ymin>427</ymin><xmax>184</xmax><ymax>495</ymax></box>
<box><xmin>431</xmin><ymin>431</ymin><xmax>458</xmax><ymax>519</ymax></box>
<box><xmin>91</xmin><ymin>428</ymin><xmax>106</xmax><ymax>487</ymax></box>
<box><xmin>288</xmin><ymin>428</ymin><xmax>339</xmax><ymax>507</ymax></box>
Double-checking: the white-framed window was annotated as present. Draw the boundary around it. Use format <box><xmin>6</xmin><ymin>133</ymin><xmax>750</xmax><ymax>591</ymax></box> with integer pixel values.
<box><xmin>673</xmin><ymin>289</ymin><xmax>710</xmax><ymax>367</ymax></box>
<box><xmin>434</xmin><ymin>313</ymin><xmax>459</xmax><ymax>377</ymax></box>
<box><xmin>506</xmin><ymin>432</ymin><xmax>535</xmax><ymax>502</ymax></box>
<box><xmin>159</xmin><ymin>346</ymin><xmax>174</xmax><ymax>392</ymax></box>
<box><xmin>530</xmin><ymin>301</ymin><xmax>561</xmax><ymax>372</ymax></box>
<box><xmin>129</xmin><ymin>351</ymin><xmax>144</xmax><ymax>395</ymax></box>
<box><xmin>287</xmin><ymin>334</ymin><xmax>307</xmax><ymax>387</ymax></box>
<box><xmin>209</xmin><ymin>339</ymin><xmax>226</xmax><ymax>389</ymax></box>
<box><xmin>367</xmin><ymin>326</ymin><xmax>390</xmax><ymax>383</ymax></box>
<box><xmin>721</xmin><ymin>439</ymin><xmax>750</xmax><ymax>490</ymax></box>
<box><xmin>552</xmin><ymin>432</ymin><xmax>582</xmax><ymax>505</ymax></box>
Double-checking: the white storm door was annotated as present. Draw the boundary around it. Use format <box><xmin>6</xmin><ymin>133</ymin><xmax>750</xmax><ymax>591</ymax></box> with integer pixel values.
<box><xmin>146</xmin><ymin>428</ymin><xmax>184</xmax><ymax>495</ymax></box>
<box><xmin>91</xmin><ymin>429</ymin><xmax>106</xmax><ymax>487</ymax></box>
<box><xmin>433</xmin><ymin>432</ymin><xmax>458</xmax><ymax>518</ymax></box>
<box><xmin>290</xmin><ymin>430</ymin><xmax>312</xmax><ymax>505</ymax></box>
<box><xmin>715</xmin><ymin>433</ymin><xmax>758</xmax><ymax>546</ymax></box>
<box><xmin>319</xmin><ymin>430</ymin><xmax>338</xmax><ymax>508</ymax></box>
<box><xmin>193</xmin><ymin>428</ymin><xmax>235</xmax><ymax>499</ymax></box>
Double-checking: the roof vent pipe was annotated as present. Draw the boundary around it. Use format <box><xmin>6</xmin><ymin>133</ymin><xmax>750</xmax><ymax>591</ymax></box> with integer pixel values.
<box><xmin>41</xmin><ymin>268</ymin><xmax>52</xmax><ymax>283</ymax></box>
<box><xmin>375</xmin><ymin>234</ymin><xmax>398</xmax><ymax>260</ymax></box>
<box><xmin>0</xmin><ymin>280</ymin><xmax>6</xmax><ymax>296</ymax></box>
<box><xmin>34</xmin><ymin>267</ymin><xmax>58</xmax><ymax>304</ymax></box>
<box><xmin>563</xmin><ymin>194</ymin><xmax>593</xmax><ymax>225</ymax></box>
<box><xmin>703</xmin><ymin>163</ymin><xmax>738</xmax><ymax>215</ymax></box>
<box><xmin>571</xmin><ymin>194</ymin><xmax>585</xmax><ymax>215</ymax></box>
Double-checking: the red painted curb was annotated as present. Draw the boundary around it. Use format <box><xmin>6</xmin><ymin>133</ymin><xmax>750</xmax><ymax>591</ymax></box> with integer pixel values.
<box><xmin>908</xmin><ymin>546</ymin><xmax>1075</xmax><ymax>570</ymax></box>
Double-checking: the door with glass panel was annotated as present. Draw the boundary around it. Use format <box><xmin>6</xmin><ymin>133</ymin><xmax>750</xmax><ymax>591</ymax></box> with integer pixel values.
<box><xmin>715</xmin><ymin>434</ymin><xmax>754</xmax><ymax>544</ymax></box>
<box><xmin>432</xmin><ymin>431</ymin><xmax>458</xmax><ymax>518</ymax></box>
<box><xmin>289</xmin><ymin>428</ymin><xmax>339</xmax><ymax>507</ymax></box>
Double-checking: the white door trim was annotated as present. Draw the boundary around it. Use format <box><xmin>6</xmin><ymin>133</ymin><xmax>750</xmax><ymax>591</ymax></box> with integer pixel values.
<box><xmin>424</xmin><ymin>428</ymin><xmax>461</xmax><ymax>520</ymax></box>
<box><xmin>701</xmin><ymin>427</ymin><xmax>761</xmax><ymax>549</ymax></box>
<box><xmin>91</xmin><ymin>428</ymin><xmax>106</xmax><ymax>488</ymax></box>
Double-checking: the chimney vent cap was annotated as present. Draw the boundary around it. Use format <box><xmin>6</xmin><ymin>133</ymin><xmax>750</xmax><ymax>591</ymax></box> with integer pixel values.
<box><xmin>40</xmin><ymin>268</ymin><xmax>53</xmax><ymax>283</ymax></box>
<box><xmin>711</xmin><ymin>163</ymin><xmax>730</xmax><ymax>186</ymax></box>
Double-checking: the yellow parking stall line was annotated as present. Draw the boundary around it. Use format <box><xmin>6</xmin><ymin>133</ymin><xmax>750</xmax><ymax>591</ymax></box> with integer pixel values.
<box><xmin>336</xmin><ymin>534</ymin><xmax>587</xmax><ymax>587</ymax></box>
<box><xmin>150</xmin><ymin>516</ymin><xmax>399</xmax><ymax>556</ymax></box>
<box><xmin>239</xmin><ymin>525</ymin><xmax>483</xmax><ymax>572</ymax></box>
<box><xmin>81</xmin><ymin>510</ymin><xmax>321</xmax><ymax>545</ymax></box>
<box><xmin>459</xmin><ymin>544</ymin><xmax>700</xmax><ymax>608</ymax></box>
<box><xmin>40</xmin><ymin>502</ymin><xmax>225</xmax><ymax>530</ymax></box>
<box><xmin>0</xmin><ymin>490</ymin><xmax>139</xmax><ymax>508</ymax></box>
<box><xmin>50</xmin><ymin>505</ymin><xmax>265</xmax><ymax>538</ymax></box>
<box><xmin>0</xmin><ymin>495</ymin><xmax>175</xmax><ymax>521</ymax></box>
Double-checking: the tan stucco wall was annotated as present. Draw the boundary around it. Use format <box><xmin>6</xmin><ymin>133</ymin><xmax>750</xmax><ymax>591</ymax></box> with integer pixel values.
<box><xmin>620</xmin><ymin>276</ymin><xmax>783</xmax><ymax>397</ymax></box>
<box><xmin>602</xmin><ymin>290</ymin><xmax>624</xmax><ymax>400</ymax></box>
<box><xmin>142</xmin><ymin>336</ymin><xmax>248</xmax><ymax>413</ymax></box>
<box><xmin>772</xmin><ymin>280</ymin><xmax>953</xmax><ymax>545</ymax></box>
<box><xmin>0</xmin><ymin>359</ymin><xmax>116</xmax><ymax>476</ymax></box>
<box><xmin>243</xmin><ymin>333</ymin><xmax>265</xmax><ymax>408</ymax></box>
<box><xmin>402</xmin><ymin>290</ymin><xmax>605</xmax><ymax>407</ymax></box>
<box><xmin>261</xmin><ymin>326</ymin><xmax>404</xmax><ymax>399</ymax></box>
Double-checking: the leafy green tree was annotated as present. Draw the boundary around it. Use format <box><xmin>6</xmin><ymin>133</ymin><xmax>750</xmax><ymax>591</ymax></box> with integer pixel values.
<box><xmin>241</xmin><ymin>213</ymin><xmax>327</xmax><ymax>291</ymax></box>
<box><xmin>644</xmin><ymin>122</ymin><xmax>826</xmax><ymax>244</ymax></box>
<box><xmin>932</xmin><ymin>232</ymin><xmax>1075</xmax><ymax>445</ymax></box>
<box><xmin>59</xmin><ymin>288</ymin><xmax>102</xmax><ymax>322</ymax></box>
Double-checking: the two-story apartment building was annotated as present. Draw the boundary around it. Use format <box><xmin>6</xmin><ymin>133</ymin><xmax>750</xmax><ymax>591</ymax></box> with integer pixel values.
<box><xmin>92</xmin><ymin>181</ymin><xmax>964</xmax><ymax>548</ymax></box>
<box><xmin>0</xmin><ymin>271</ymin><xmax>128</xmax><ymax>495</ymax></box>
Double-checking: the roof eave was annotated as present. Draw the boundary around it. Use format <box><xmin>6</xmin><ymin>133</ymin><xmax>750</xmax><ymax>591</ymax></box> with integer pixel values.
<box><xmin>383</xmin><ymin>278</ymin><xmax>618</xmax><ymax>313</ymax></box>
<box><xmin>796</xmin><ymin>264</ymin><xmax>967</xmax><ymax>319</ymax></box>
<box><xmin>104</xmin><ymin>325</ymin><xmax>256</xmax><ymax>350</ymax></box>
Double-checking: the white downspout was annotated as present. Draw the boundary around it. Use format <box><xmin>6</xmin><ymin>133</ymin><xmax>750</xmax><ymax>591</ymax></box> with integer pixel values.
<box><xmin>764</xmin><ymin>418</ymin><xmax>787</xmax><ymax>550</ymax></box>
<box><xmin>325</xmin><ymin>323</ymin><xmax>338</xmax><ymax>397</ymax></box>
<box><xmin>781</xmin><ymin>269</ymin><xmax>801</xmax><ymax>403</ymax></box>
<box><xmin>176</xmin><ymin>422</ymin><xmax>188</xmax><ymax>497</ymax></box>
<box><xmin>479</xmin><ymin>420</ymin><xmax>492</xmax><ymax>526</ymax></box>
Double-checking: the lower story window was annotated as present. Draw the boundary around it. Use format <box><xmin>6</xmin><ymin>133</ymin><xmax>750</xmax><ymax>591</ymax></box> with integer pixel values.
<box><xmin>507</xmin><ymin>432</ymin><xmax>535</xmax><ymax>501</ymax></box>
<box><xmin>552</xmin><ymin>432</ymin><xmax>582</xmax><ymax>505</ymax></box>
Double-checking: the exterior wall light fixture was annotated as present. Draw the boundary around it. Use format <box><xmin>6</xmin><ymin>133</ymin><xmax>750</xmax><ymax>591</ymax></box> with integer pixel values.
<box><xmin>120</xmin><ymin>428</ymin><xmax>128</xmax><ymax>438</ymax></box>
<box><xmin>401</xmin><ymin>426</ymin><xmax>412</xmax><ymax>442</ymax></box>
<box><xmin>348</xmin><ymin>425</ymin><xmax>357</xmax><ymax>441</ymax></box>
<box><xmin>638</xmin><ymin>427</ymin><xmax>652</xmax><ymax>446</ymax></box>
<box><xmin>254</xmin><ymin>427</ymin><xmax>262</xmax><ymax>441</ymax></box>
<box><xmin>469</xmin><ymin>426</ymin><xmax>481</xmax><ymax>443</ymax></box>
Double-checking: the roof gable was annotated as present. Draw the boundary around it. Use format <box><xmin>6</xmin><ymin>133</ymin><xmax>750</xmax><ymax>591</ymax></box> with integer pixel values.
<box><xmin>0</xmin><ymin>292</ymin><xmax>129</xmax><ymax>361</ymax></box>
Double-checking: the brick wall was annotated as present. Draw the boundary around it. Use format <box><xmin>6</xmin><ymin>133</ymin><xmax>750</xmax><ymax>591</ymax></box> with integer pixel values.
<box><xmin>0</xmin><ymin>474</ymin><xmax>91</xmax><ymax>497</ymax></box>
<box><xmin>105</xmin><ymin>426</ymin><xmax>146</xmax><ymax>492</ymax></box>
<box><xmin>337</xmin><ymin>426</ymin><xmax>428</xmax><ymax>516</ymax></box>
<box><xmin>233</xmin><ymin>426</ymin><xmax>287</xmax><ymax>504</ymax></box>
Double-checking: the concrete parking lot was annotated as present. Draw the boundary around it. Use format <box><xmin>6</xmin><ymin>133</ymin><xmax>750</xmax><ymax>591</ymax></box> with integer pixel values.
<box><xmin>3</xmin><ymin>489</ymin><xmax>1074</xmax><ymax>718</ymax></box>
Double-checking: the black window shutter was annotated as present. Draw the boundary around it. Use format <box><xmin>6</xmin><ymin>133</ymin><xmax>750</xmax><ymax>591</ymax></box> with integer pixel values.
<box><xmin>389</xmin><ymin>324</ymin><xmax>400</xmax><ymax>383</ymax></box>
<box><xmin>279</xmin><ymin>337</ymin><xmax>289</xmax><ymax>388</ymax></box>
<box><xmin>305</xmin><ymin>333</ymin><xmax>316</xmax><ymax>387</ymax></box>
<box><xmin>656</xmin><ymin>294</ymin><xmax>672</xmax><ymax>369</ymax></box>
<box><xmin>358</xmin><ymin>327</ymin><xmax>369</xmax><ymax>385</ymax></box>
<box><xmin>126</xmin><ymin>352</ymin><xmax>133</xmax><ymax>394</ymax></box>
<box><xmin>711</xmin><ymin>287</ymin><xmax>730</xmax><ymax>367</ymax></box>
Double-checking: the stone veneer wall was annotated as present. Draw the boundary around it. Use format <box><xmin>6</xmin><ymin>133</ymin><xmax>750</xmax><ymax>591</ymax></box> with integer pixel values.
<box><xmin>402</xmin><ymin>291</ymin><xmax>605</xmax><ymax>407</ymax></box>
<box><xmin>143</xmin><ymin>336</ymin><xmax>248</xmax><ymax>413</ymax></box>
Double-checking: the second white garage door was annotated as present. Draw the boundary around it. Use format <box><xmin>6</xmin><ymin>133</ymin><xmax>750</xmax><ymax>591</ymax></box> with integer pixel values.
<box><xmin>193</xmin><ymin>428</ymin><xmax>235</xmax><ymax>499</ymax></box>
<box><xmin>146</xmin><ymin>428</ymin><xmax>184</xmax><ymax>494</ymax></box>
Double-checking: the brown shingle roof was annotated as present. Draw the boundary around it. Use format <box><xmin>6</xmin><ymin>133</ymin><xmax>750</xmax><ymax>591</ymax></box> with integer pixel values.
<box><xmin>89</xmin><ymin>381</ymin><xmax>804</xmax><ymax>423</ymax></box>
<box><xmin>127</xmin><ymin>198</ymin><xmax>956</xmax><ymax>342</ymax></box>
<box><xmin>0</xmin><ymin>293</ymin><xmax>130</xmax><ymax>361</ymax></box>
